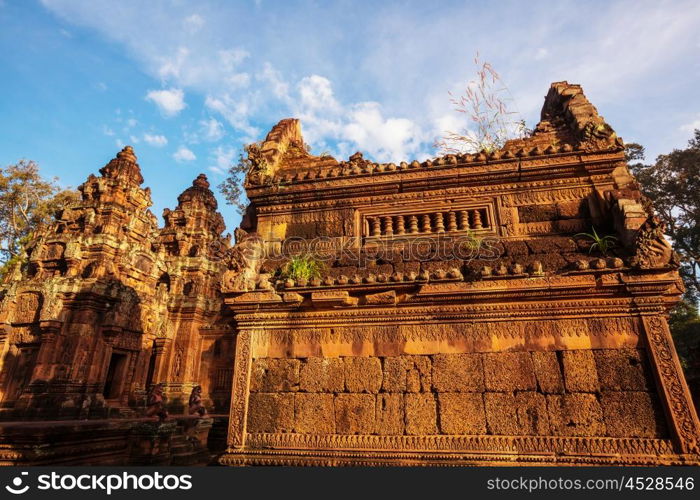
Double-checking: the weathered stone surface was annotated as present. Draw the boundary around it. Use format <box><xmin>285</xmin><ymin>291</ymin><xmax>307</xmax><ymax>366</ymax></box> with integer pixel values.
<box><xmin>406</xmin><ymin>356</ymin><xmax>431</xmax><ymax>392</ymax></box>
<box><xmin>561</xmin><ymin>350</ymin><xmax>599</xmax><ymax>393</ymax></box>
<box><xmin>250</xmin><ymin>358</ymin><xmax>300</xmax><ymax>392</ymax></box>
<box><xmin>531</xmin><ymin>351</ymin><xmax>564</xmax><ymax>394</ymax></box>
<box><xmin>514</xmin><ymin>391</ymin><xmax>550</xmax><ymax>435</ymax></box>
<box><xmin>594</xmin><ymin>349</ymin><xmax>650</xmax><ymax>391</ymax></box>
<box><xmin>344</xmin><ymin>357</ymin><xmax>382</xmax><ymax>393</ymax></box>
<box><xmin>294</xmin><ymin>393</ymin><xmax>335</xmax><ymax>434</ymax></box>
<box><xmin>364</xmin><ymin>290</ymin><xmax>396</xmax><ymax>305</ymax></box>
<box><xmin>334</xmin><ymin>394</ymin><xmax>376</xmax><ymax>434</ymax></box>
<box><xmin>485</xmin><ymin>392</ymin><xmax>518</xmax><ymax>435</ymax></box>
<box><xmin>375</xmin><ymin>394</ymin><xmax>404</xmax><ymax>435</ymax></box>
<box><xmin>382</xmin><ymin>357</ymin><xmax>408</xmax><ymax>392</ymax></box>
<box><xmin>600</xmin><ymin>391</ymin><xmax>666</xmax><ymax>438</ymax></box>
<box><xmin>438</xmin><ymin>393</ymin><xmax>486</xmax><ymax>434</ymax></box>
<box><xmin>432</xmin><ymin>353</ymin><xmax>484</xmax><ymax>392</ymax></box>
<box><xmin>247</xmin><ymin>393</ymin><xmax>294</xmax><ymax>433</ymax></box>
<box><xmin>1</xmin><ymin>83</ymin><xmax>695</xmax><ymax>467</ymax></box>
<box><xmin>484</xmin><ymin>352</ymin><xmax>536</xmax><ymax>391</ymax></box>
<box><xmin>405</xmin><ymin>393</ymin><xmax>437</xmax><ymax>435</ymax></box>
<box><xmin>299</xmin><ymin>357</ymin><xmax>344</xmax><ymax>392</ymax></box>
<box><xmin>547</xmin><ymin>393</ymin><xmax>606</xmax><ymax>437</ymax></box>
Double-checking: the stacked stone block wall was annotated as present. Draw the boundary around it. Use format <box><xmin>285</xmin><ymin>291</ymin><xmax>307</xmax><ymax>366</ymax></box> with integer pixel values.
<box><xmin>247</xmin><ymin>348</ymin><xmax>667</xmax><ymax>439</ymax></box>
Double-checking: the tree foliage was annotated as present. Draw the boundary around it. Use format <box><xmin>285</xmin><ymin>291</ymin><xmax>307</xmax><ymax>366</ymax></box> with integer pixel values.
<box><xmin>435</xmin><ymin>54</ymin><xmax>529</xmax><ymax>155</ymax></box>
<box><xmin>217</xmin><ymin>143</ymin><xmax>260</xmax><ymax>214</ymax></box>
<box><xmin>0</xmin><ymin>160</ymin><xmax>78</xmax><ymax>273</ymax></box>
<box><xmin>627</xmin><ymin>132</ymin><xmax>700</xmax><ymax>390</ymax></box>
<box><xmin>628</xmin><ymin>130</ymin><xmax>700</xmax><ymax>303</ymax></box>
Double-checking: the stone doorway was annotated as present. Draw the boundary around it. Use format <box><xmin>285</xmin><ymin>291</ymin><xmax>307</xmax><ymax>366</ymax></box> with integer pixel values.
<box><xmin>103</xmin><ymin>351</ymin><xmax>128</xmax><ymax>400</ymax></box>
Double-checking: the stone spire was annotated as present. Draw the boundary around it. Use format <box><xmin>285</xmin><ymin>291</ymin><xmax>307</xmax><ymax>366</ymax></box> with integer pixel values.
<box><xmin>176</xmin><ymin>174</ymin><xmax>218</xmax><ymax>212</ymax></box>
<box><xmin>98</xmin><ymin>145</ymin><xmax>145</xmax><ymax>186</ymax></box>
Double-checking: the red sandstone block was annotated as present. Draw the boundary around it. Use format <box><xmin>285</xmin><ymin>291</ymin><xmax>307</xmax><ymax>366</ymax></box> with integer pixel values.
<box><xmin>438</xmin><ymin>393</ymin><xmax>486</xmax><ymax>434</ymax></box>
<box><xmin>561</xmin><ymin>350</ymin><xmax>599</xmax><ymax>392</ymax></box>
<box><xmin>247</xmin><ymin>393</ymin><xmax>295</xmax><ymax>433</ymax></box>
<box><xmin>344</xmin><ymin>357</ymin><xmax>383</xmax><ymax>393</ymax></box>
<box><xmin>294</xmin><ymin>393</ymin><xmax>335</xmax><ymax>434</ymax></box>
<box><xmin>375</xmin><ymin>394</ymin><xmax>404</xmax><ymax>435</ymax></box>
<box><xmin>514</xmin><ymin>391</ymin><xmax>550</xmax><ymax>435</ymax></box>
<box><xmin>483</xmin><ymin>352</ymin><xmax>536</xmax><ymax>391</ymax></box>
<box><xmin>484</xmin><ymin>392</ymin><xmax>518</xmax><ymax>435</ymax></box>
<box><xmin>546</xmin><ymin>393</ymin><xmax>606</xmax><ymax>437</ymax></box>
<box><xmin>250</xmin><ymin>358</ymin><xmax>300</xmax><ymax>392</ymax></box>
<box><xmin>382</xmin><ymin>357</ymin><xmax>408</xmax><ymax>392</ymax></box>
<box><xmin>405</xmin><ymin>393</ymin><xmax>437</xmax><ymax>435</ymax></box>
<box><xmin>432</xmin><ymin>353</ymin><xmax>484</xmax><ymax>392</ymax></box>
<box><xmin>600</xmin><ymin>391</ymin><xmax>667</xmax><ymax>438</ymax></box>
<box><xmin>531</xmin><ymin>351</ymin><xmax>564</xmax><ymax>393</ymax></box>
<box><xmin>299</xmin><ymin>357</ymin><xmax>345</xmax><ymax>392</ymax></box>
<box><xmin>334</xmin><ymin>394</ymin><xmax>376</xmax><ymax>434</ymax></box>
<box><xmin>594</xmin><ymin>349</ymin><xmax>651</xmax><ymax>391</ymax></box>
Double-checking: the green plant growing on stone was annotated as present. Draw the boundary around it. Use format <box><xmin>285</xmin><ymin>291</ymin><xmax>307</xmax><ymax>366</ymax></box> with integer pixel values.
<box><xmin>435</xmin><ymin>53</ymin><xmax>529</xmax><ymax>155</ymax></box>
<box><xmin>458</xmin><ymin>230</ymin><xmax>483</xmax><ymax>253</ymax></box>
<box><xmin>575</xmin><ymin>227</ymin><xmax>617</xmax><ymax>255</ymax></box>
<box><xmin>280</xmin><ymin>255</ymin><xmax>325</xmax><ymax>282</ymax></box>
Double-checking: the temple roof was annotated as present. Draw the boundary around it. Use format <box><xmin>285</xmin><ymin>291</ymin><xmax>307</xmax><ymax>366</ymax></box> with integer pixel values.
<box><xmin>246</xmin><ymin>81</ymin><xmax>624</xmax><ymax>188</ymax></box>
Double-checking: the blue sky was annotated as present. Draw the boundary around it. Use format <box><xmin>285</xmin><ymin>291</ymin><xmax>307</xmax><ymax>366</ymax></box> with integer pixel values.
<box><xmin>1</xmin><ymin>0</ymin><xmax>699</xmax><ymax>232</ymax></box>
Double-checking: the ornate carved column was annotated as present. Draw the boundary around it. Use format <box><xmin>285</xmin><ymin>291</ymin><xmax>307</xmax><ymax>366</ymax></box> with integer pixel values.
<box><xmin>642</xmin><ymin>314</ymin><xmax>700</xmax><ymax>454</ymax></box>
<box><xmin>228</xmin><ymin>329</ymin><xmax>252</xmax><ymax>449</ymax></box>
<box><xmin>151</xmin><ymin>337</ymin><xmax>172</xmax><ymax>385</ymax></box>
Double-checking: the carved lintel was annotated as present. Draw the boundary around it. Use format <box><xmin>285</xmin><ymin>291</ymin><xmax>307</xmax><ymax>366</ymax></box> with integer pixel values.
<box><xmin>282</xmin><ymin>292</ymin><xmax>304</xmax><ymax>304</ymax></box>
<box><xmin>228</xmin><ymin>329</ymin><xmax>252</xmax><ymax>449</ymax></box>
<box><xmin>642</xmin><ymin>315</ymin><xmax>700</xmax><ymax>455</ymax></box>
<box><xmin>101</xmin><ymin>324</ymin><xmax>123</xmax><ymax>344</ymax></box>
<box><xmin>39</xmin><ymin>320</ymin><xmax>62</xmax><ymax>339</ymax></box>
<box><xmin>364</xmin><ymin>290</ymin><xmax>396</xmax><ymax>305</ymax></box>
<box><xmin>310</xmin><ymin>290</ymin><xmax>357</xmax><ymax>307</ymax></box>
<box><xmin>229</xmin><ymin>291</ymin><xmax>283</xmax><ymax>305</ymax></box>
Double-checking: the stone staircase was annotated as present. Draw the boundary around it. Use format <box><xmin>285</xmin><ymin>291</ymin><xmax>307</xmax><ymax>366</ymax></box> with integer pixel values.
<box><xmin>169</xmin><ymin>424</ymin><xmax>211</xmax><ymax>466</ymax></box>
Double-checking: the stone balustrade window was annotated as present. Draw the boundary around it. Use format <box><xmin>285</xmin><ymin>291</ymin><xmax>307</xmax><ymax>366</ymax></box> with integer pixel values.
<box><xmin>363</xmin><ymin>207</ymin><xmax>491</xmax><ymax>239</ymax></box>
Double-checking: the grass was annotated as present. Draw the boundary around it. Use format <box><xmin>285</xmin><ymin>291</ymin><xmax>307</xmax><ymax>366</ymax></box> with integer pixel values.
<box><xmin>575</xmin><ymin>227</ymin><xmax>617</xmax><ymax>255</ymax></box>
<box><xmin>279</xmin><ymin>255</ymin><xmax>325</xmax><ymax>282</ymax></box>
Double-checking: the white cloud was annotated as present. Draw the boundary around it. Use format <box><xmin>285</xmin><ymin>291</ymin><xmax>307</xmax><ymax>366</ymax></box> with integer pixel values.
<box><xmin>183</xmin><ymin>14</ymin><xmax>204</xmax><ymax>33</ymax></box>
<box><xmin>101</xmin><ymin>125</ymin><xmax>115</xmax><ymax>136</ymax></box>
<box><xmin>143</xmin><ymin>133</ymin><xmax>168</xmax><ymax>147</ymax></box>
<box><xmin>209</xmin><ymin>145</ymin><xmax>236</xmax><ymax>175</ymax></box>
<box><xmin>173</xmin><ymin>145</ymin><xmax>196</xmax><ymax>162</ymax></box>
<box><xmin>290</xmin><ymin>74</ymin><xmax>428</xmax><ymax>162</ymax></box>
<box><xmin>145</xmin><ymin>88</ymin><xmax>186</xmax><ymax>117</ymax></box>
<box><xmin>129</xmin><ymin>135</ymin><xmax>140</xmax><ymax>144</ymax></box>
<box><xmin>41</xmin><ymin>0</ymin><xmax>700</xmax><ymax>163</ymax></box>
<box><xmin>200</xmin><ymin>118</ymin><xmax>225</xmax><ymax>141</ymax></box>
<box><xmin>204</xmin><ymin>94</ymin><xmax>259</xmax><ymax>140</ymax></box>
<box><xmin>680</xmin><ymin>115</ymin><xmax>700</xmax><ymax>133</ymax></box>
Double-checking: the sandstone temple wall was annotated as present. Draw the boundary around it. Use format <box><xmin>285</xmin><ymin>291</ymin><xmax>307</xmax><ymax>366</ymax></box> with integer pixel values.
<box><xmin>0</xmin><ymin>80</ymin><xmax>698</xmax><ymax>467</ymax></box>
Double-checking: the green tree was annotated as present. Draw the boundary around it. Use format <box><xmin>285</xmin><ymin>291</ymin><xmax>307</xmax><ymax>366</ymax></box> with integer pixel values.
<box><xmin>627</xmin><ymin>132</ymin><xmax>700</xmax><ymax>397</ymax></box>
<box><xmin>628</xmin><ymin>131</ymin><xmax>700</xmax><ymax>303</ymax></box>
<box><xmin>0</xmin><ymin>159</ymin><xmax>78</xmax><ymax>276</ymax></box>
<box><xmin>218</xmin><ymin>143</ymin><xmax>262</xmax><ymax>214</ymax></box>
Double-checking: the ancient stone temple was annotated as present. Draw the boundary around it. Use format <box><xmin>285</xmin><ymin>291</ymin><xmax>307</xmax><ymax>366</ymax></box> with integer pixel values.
<box><xmin>218</xmin><ymin>82</ymin><xmax>700</xmax><ymax>466</ymax></box>
<box><xmin>0</xmin><ymin>81</ymin><xmax>698</xmax><ymax>466</ymax></box>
